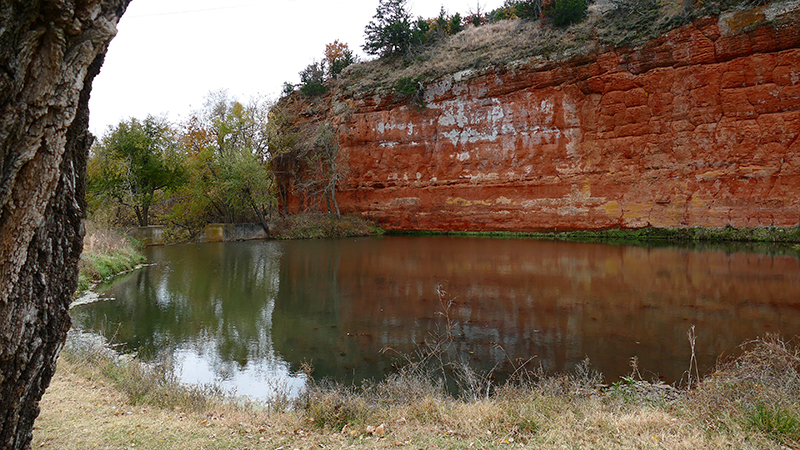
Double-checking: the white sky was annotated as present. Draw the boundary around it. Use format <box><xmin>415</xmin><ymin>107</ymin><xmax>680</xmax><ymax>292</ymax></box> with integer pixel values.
<box><xmin>89</xmin><ymin>0</ymin><xmax>507</xmax><ymax>136</ymax></box>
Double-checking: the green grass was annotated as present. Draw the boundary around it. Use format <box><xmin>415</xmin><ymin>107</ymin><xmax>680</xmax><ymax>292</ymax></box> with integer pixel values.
<box><xmin>387</xmin><ymin>226</ymin><xmax>800</xmax><ymax>245</ymax></box>
<box><xmin>746</xmin><ymin>404</ymin><xmax>800</xmax><ymax>444</ymax></box>
<box><xmin>271</xmin><ymin>214</ymin><xmax>384</xmax><ymax>240</ymax></box>
<box><xmin>76</xmin><ymin>224</ymin><xmax>146</xmax><ymax>293</ymax></box>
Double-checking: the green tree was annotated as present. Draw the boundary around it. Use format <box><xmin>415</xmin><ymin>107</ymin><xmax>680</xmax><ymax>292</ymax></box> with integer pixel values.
<box><xmin>299</xmin><ymin>61</ymin><xmax>327</xmax><ymax>96</ymax></box>
<box><xmin>363</xmin><ymin>0</ymin><xmax>415</xmax><ymax>57</ymax></box>
<box><xmin>266</xmin><ymin>104</ymin><xmax>301</xmax><ymax>214</ymax></box>
<box><xmin>451</xmin><ymin>13</ymin><xmax>463</xmax><ymax>33</ymax></box>
<box><xmin>488</xmin><ymin>0</ymin><xmax>544</xmax><ymax>21</ymax></box>
<box><xmin>412</xmin><ymin>16</ymin><xmax>431</xmax><ymax>45</ymax></box>
<box><xmin>514</xmin><ymin>0</ymin><xmax>543</xmax><ymax>19</ymax></box>
<box><xmin>88</xmin><ymin>116</ymin><xmax>185</xmax><ymax>226</ymax></box>
<box><xmin>172</xmin><ymin>91</ymin><xmax>275</xmax><ymax>234</ymax></box>
<box><xmin>550</xmin><ymin>0</ymin><xmax>588</xmax><ymax>26</ymax></box>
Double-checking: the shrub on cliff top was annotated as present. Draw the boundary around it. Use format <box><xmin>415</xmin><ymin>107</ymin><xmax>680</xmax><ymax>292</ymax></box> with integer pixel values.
<box><xmin>299</xmin><ymin>61</ymin><xmax>327</xmax><ymax>97</ymax></box>
<box><xmin>324</xmin><ymin>40</ymin><xmax>358</xmax><ymax>78</ymax></box>
<box><xmin>395</xmin><ymin>76</ymin><xmax>426</xmax><ymax>109</ymax></box>
<box><xmin>488</xmin><ymin>0</ymin><xmax>545</xmax><ymax>22</ymax></box>
<box><xmin>547</xmin><ymin>0</ymin><xmax>589</xmax><ymax>26</ymax></box>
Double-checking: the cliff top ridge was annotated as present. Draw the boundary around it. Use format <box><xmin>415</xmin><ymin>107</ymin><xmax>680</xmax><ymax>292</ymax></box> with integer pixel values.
<box><xmin>319</xmin><ymin>0</ymin><xmax>799</xmax><ymax>100</ymax></box>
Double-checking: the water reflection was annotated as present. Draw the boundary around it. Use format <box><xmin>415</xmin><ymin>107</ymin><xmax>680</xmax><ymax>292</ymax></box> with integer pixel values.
<box><xmin>72</xmin><ymin>237</ymin><xmax>800</xmax><ymax>399</ymax></box>
<box><xmin>72</xmin><ymin>242</ymin><xmax>305</xmax><ymax>399</ymax></box>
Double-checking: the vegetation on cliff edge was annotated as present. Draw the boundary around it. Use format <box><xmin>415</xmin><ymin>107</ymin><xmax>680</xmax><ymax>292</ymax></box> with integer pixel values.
<box><xmin>325</xmin><ymin>0</ymin><xmax>785</xmax><ymax>98</ymax></box>
<box><xmin>270</xmin><ymin>214</ymin><xmax>384</xmax><ymax>240</ymax></box>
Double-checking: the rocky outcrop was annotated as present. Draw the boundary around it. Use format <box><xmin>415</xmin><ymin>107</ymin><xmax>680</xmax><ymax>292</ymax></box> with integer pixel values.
<box><xmin>282</xmin><ymin>1</ymin><xmax>800</xmax><ymax>231</ymax></box>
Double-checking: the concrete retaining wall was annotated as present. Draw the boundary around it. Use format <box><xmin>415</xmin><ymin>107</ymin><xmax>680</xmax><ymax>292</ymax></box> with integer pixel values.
<box><xmin>126</xmin><ymin>223</ymin><xmax>268</xmax><ymax>246</ymax></box>
<box><xmin>126</xmin><ymin>226</ymin><xmax>165</xmax><ymax>246</ymax></box>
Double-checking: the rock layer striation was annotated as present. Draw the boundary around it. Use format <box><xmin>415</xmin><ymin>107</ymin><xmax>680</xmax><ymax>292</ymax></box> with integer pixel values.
<box><xmin>282</xmin><ymin>3</ymin><xmax>800</xmax><ymax>231</ymax></box>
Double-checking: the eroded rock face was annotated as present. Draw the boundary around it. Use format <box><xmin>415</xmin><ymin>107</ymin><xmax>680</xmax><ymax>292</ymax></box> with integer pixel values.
<box><xmin>284</xmin><ymin>3</ymin><xmax>800</xmax><ymax>231</ymax></box>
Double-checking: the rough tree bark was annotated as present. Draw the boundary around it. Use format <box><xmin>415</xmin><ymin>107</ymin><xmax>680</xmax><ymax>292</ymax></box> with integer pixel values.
<box><xmin>0</xmin><ymin>1</ymin><xmax>130</xmax><ymax>449</ymax></box>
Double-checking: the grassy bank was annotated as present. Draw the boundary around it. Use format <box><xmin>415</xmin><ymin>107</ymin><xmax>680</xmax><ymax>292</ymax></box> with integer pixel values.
<box><xmin>77</xmin><ymin>223</ymin><xmax>147</xmax><ymax>294</ymax></box>
<box><xmin>34</xmin><ymin>333</ymin><xmax>800</xmax><ymax>449</ymax></box>
<box><xmin>389</xmin><ymin>226</ymin><xmax>800</xmax><ymax>246</ymax></box>
<box><xmin>270</xmin><ymin>214</ymin><xmax>384</xmax><ymax>240</ymax></box>
<box><xmin>160</xmin><ymin>214</ymin><xmax>383</xmax><ymax>243</ymax></box>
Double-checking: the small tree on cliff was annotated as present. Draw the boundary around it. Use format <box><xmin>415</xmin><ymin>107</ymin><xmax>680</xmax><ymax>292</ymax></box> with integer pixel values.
<box><xmin>323</xmin><ymin>40</ymin><xmax>357</xmax><ymax>78</ymax></box>
<box><xmin>299</xmin><ymin>61</ymin><xmax>327</xmax><ymax>97</ymax></box>
<box><xmin>296</xmin><ymin>123</ymin><xmax>343</xmax><ymax>216</ymax></box>
<box><xmin>363</xmin><ymin>0</ymin><xmax>415</xmax><ymax>57</ymax></box>
<box><xmin>547</xmin><ymin>0</ymin><xmax>588</xmax><ymax>26</ymax></box>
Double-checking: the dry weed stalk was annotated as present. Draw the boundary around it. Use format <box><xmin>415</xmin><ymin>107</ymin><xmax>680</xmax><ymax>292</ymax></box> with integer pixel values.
<box><xmin>686</xmin><ymin>325</ymin><xmax>699</xmax><ymax>390</ymax></box>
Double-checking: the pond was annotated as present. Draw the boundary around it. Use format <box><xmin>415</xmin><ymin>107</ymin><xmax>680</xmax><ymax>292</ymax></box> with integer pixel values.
<box><xmin>70</xmin><ymin>236</ymin><xmax>800</xmax><ymax>400</ymax></box>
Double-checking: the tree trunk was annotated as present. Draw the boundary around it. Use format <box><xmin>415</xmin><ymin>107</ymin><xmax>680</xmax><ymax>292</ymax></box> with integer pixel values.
<box><xmin>0</xmin><ymin>1</ymin><xmax>130</xmax><ymax>449</ymax></box>
<box><xmin>329</xmin><ymin>182</ymin><xmax>340</xmax><ymax>218</ymax></box>
<box><xmin>141</xmin><ymin>203</ymin><xmax>149</xmax><ymax>227</ymax></box>
<box><xmin>244</xmin><ymin>188</ymin><xmax>270</xmax><ymax>236</ymax></box>
<box><xmin>324</xmin><ymin>188</ymin><xmax>332</xmax><ymax>214</ymax></box>
<box><xmin>134</xmin><ymin>205</ymin><xmax>145</xmax><ymax>227</ymax></box>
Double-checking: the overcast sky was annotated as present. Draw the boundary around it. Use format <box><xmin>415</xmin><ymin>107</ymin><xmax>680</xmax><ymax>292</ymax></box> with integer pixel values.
<box><xmin>89</xmin><ymin>0</ymin><xmax>507</xmax><ymax>136</ymax></box>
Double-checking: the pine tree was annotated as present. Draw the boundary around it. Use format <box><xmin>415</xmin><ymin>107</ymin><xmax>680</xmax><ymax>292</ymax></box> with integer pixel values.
<box><xmin>363</xmin><ymin>0</ymin><xmax>414</xmax><ymax>57</ymax></box>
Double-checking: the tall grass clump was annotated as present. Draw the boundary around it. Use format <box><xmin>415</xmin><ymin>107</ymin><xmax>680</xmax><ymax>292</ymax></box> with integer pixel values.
<box><xmin>61</xmin><ymin>330</ymin><xmax>226</xmax><ymax>413</ymax></box>
<box><xmin>77</xmin><ymin>222</ymin><xmax>146</xmax><ymax>293</ymax></box>
<box><xmin>270</xmin><ymin>214</ymin><xmax>383</xmax><ymax>240</ymax></box>
<box><xmin>690</xmin><ymin>334</ymin><xmax>800</xmax><ymax>445</ymax></box>
<box><xmin>300</xmin><ymin>381</ymin><xmax>374</xmax><ymax>431</ymax></box>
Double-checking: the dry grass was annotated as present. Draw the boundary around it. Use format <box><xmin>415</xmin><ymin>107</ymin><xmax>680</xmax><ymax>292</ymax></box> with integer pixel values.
<box><xmin>336</xmin><ymin>0</ymin><xmax>773</xmax><ymax>99</ymax></box>
<box><xmin>33</xmin><ymin>331</ymin><xmax>800</xmax><ymax>449</ymax></box>
<box><xmin>340</xmin><ymin>16</ymin><xmax>602</xmax><ymax>96</ymax></box>
<box><xmin>82</xmin><ymin>222</ymin><xmax>133</xmax><ymax>255</ymax></box>
<box><xmin>688</xmin><ymin>335</ymin><xmax>800</xmax><ymax>447</ymax></box>
<box><xmin>33</xmin><ymin>359</ymin><xmax>265</xmax><ymax>450</ymax></box>
<box><xmin>77</xmin><ymin>222</ymin><xmax>146</xmax><ymax>293</ymax></box>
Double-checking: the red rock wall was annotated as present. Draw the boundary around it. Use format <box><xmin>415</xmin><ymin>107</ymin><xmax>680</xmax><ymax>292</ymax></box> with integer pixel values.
<box><xmin>287</xmin><ymin>4</ymin><xmax>800</xmax><ymax>231</ymax></box>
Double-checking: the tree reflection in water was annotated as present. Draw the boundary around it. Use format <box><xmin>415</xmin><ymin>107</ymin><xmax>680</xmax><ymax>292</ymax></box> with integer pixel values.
<box><xmin>72</xmin><ymin>237</ymin><xmax>800</xmax><ymax>399</ymax></box>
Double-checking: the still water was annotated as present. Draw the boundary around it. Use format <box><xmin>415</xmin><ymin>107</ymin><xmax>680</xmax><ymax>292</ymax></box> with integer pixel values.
<box><xmin>71</xmin><ymin>236</ymin><xmax>800</xmax><ymax>399</ymax></box>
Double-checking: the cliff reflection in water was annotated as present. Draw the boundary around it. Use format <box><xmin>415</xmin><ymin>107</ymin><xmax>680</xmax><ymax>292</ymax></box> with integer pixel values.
<box><xmin>73</xmin><ymin>237</ymin><xmax>800</xmax><ymax>398</ymax></box>
<box><xmin>272</xmin><ymin>237</ymin><xmax>800</xmax><ymax>385</ymax></box>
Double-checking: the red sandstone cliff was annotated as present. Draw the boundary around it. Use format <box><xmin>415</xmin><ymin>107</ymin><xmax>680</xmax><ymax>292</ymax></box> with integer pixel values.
<box><xmin>279</xmin><ymin>2</ymin><xmax>800</xmax><ymax>231</ymax></box>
